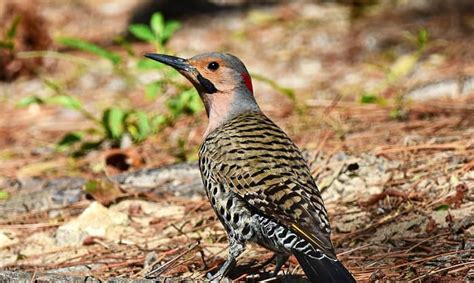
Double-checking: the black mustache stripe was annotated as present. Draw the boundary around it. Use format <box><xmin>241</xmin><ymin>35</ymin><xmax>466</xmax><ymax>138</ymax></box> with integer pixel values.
<box><xmin>197</xmin><ymin>74</ymin><xmax>218</xmax><ymax>94</ymax></box>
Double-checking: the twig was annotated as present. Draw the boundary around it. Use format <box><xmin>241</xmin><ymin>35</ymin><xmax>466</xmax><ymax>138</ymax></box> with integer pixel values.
<box><xmin>0</xmin><ymin>222</ymin><xmax>63</xmax><ymax>229</ymax></box>
<box><xmin>460</xmin><ymin>159</ymin><xmax>474</xmax><ymax>172</ymax></box>
<box><xmin>337</xmin><ymin>243</ymin><xmax>372</xmax><ymax>257</ymax></box>
<box><xmin>388</xmin><ymin>249</ymin><xmax>472</xmax><ymax>270</ymax></box>
<box><xmin>405</xmin><ymin>232</ymin><xmax>451</xmax><ymax>253</ymax></box>
<box><xmin>145</xmin><ymin>242</ymin><xmax>199</xmax><ymax>279</ymax></box>
<box><xmin>376</xmin><ymin>142</ymin><xmax>470</xmax><ymax>155</ymax></box>
<box><xmin>408</xmin><ymin>261</ymin><xmax>474</xmax><ymax>282</ymax></box>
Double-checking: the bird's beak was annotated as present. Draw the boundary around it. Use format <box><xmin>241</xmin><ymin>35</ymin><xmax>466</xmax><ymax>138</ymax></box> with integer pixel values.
<box><xmin>145</xmin><ymin>53</ymin><xmax>196</xmax><ymax>74</ymax></box>
<box><xmin>144</xmin><ymin>53</ymin><xmax>218</xmax><ymax>95</ymax></box>
<box><xmin>145</xmin><ymin>53</ymin><xmax>202</xmax><ymax>89</ymax></box>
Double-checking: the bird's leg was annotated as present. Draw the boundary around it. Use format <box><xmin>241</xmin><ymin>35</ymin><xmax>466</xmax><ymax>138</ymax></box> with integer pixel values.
<box><xmin>207</xmin><ymin>237</ymin><xmax>245</xmax><ymax>281</ymax></box>
<box><xmin>272</xmin><ymin>254</ymin><xmax>289</xmax><ymax>277</ymax></box>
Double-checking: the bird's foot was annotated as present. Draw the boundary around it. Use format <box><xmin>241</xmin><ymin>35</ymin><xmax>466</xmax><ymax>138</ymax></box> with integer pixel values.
<box><xmin>206</xmin><ymin>256</ymin><xmax>236</xmax><ymax>282</ymax></box>
<box><xmin>206</xmin><ymin>271</ymin><xmax>223</xmax><ymax>281</ymax></box>
<box><xmin>271</xmin><ymin>254</ymin><xmax>290</xmax><ymax>277</ymax></box>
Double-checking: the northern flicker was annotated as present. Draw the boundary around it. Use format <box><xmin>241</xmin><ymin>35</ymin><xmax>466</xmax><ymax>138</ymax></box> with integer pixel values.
<box><xmin>145</xmin><ymin>52</ymin><xmax>355</xmax><ymax>282</ymax></box>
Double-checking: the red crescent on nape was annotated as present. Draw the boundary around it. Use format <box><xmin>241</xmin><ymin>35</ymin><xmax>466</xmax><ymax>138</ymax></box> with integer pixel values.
<box><xmin>241</xmin><ymin>72</ymin><xmax>253</xmax><ymax>93</ymax></box>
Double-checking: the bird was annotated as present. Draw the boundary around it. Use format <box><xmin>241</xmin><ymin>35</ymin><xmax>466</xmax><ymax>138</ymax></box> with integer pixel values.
<box><xmin>145</xmin><ymin>52</ymin><xmax>356</xmax><ymax>282</ymax></box>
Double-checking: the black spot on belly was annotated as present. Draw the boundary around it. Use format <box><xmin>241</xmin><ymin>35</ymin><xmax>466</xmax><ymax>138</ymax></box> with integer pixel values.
<box><xmin>226</xmin><ymin>199</ymin><xmax>233</xmax><ymax>210</ymax></box>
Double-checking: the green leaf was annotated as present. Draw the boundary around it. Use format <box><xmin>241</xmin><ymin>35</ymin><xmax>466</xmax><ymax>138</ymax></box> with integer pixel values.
<box><xmin>103</xmin><ymin>107</ymin><xmax>126</xmax><ymax>139</ymax></box>
<box><xmin>58</xmin><ymin>37</ymin><xmax>121</xmax><ymax>65</ymax></box>
<box><xmin>360</xmin><ymin>93</ymin><xmax>379</xmax><ymax>104</ymax></box>
<box><xmin>128</xmin><ymin>24</ymin><xmax>155</xmax><ymax>42</ymax></box>
<box><xmin>145</xmin><ymin>82</ymin><xmax>161</xmax><ymax>100</ymax></box>
<box><xmin>46</xmin><ymin>95</ymin><xmax>82</xmax><ymax>110</ymax></box>
<box><xmin>167</xmin><ymin>98</ymin><xmax>180</xmax><ymax>118</ymax></box>
<box><xmin>167</xmin><ymin>88</ymin><xmax>203</xmax><ymax>118</ymax></box>
<box><xmin>0</xmin><ymin>40</ymin><xmax>14</xmax><ymax>50</ymax></box>
<box><xmin>150</xmin><ymin>13</ymin><xmax>165</xmax><ymax>39</ymax></box>
<box><xmin>417</xmin><ymin>28</ymin><xmax>429</xmax><ymax>49</ymax></box>
<box><xmin>134</xmin><ymin>111</ymin><xmax>152</xmax><ymax>140</ymax></box>
<box><xmin>6</xmin><ymin>16</ymin><xmax>21</xmax><ymax>39</ymax></box>
<box><xmin>84</xmin><ymin>180</ymin><xmax>98</xmax><ymax>192</ymax></box>
<box><xmin>72</xmin><ymin>140</ymin><xmax>103</xmax><ymax>158</ymax></box>
<box><xmin>17</xmin><ymin>96</ymin><xmax>44</xmax><ymax>107</ymax></box>
<box><xmin>162</xmin><ymin>20</ymin><xmax>181</xmax><ymax>43</ymax></box>
<box><xmin>185</xmin><ymin>89</ymin><xmax>203</xmax><ymax>114</ymax></box>
<box><xmin>57</xmin><ymin>131</ymin><xmax>84</xmax><ymax>151</ymax></box>
<box><xmin>434</xmin><ymin>204</ymin><xmax>449</xmax><ymax>211</ymax></box>
<box><xmin>151</xmin><ymin>115</ymin><xmax>167</xmax><ymax>129</ymax></box>
<box><xmin>0</xmin><ymin>190</ymin><xmax>9</xmax><ymax>201</ymax></box>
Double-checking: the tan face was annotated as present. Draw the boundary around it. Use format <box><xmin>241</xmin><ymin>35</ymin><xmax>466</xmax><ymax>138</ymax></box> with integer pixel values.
<box><xmin>187</xmin><ymin>57</ymin><xmax>240</xmax><ymax>94</ymax></box>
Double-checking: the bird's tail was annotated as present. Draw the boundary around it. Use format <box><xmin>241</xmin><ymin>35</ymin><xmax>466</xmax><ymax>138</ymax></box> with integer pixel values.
<box><xmin>293</xmin><ymin>250</ymin><xmax>356</xmax><ymax>283</ymax></box>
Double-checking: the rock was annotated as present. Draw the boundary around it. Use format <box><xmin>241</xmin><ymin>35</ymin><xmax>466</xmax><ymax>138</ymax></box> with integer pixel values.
<box><xmin>0</xmin><ymin>230</ymin><xmax>18</xmax><ymax>248</ymax></box>
<box><xmin>110</xmin><ymin>200</ymin><xmax>185</xmax><ymax>227</ymax></box>
<box><xmin>55</xmin><ymin>202</ymin><xmax>128</xmax><ymax>246</ymax></box>
<box><xmin>21</xmin><ymin>232</ymin><xmax>55</xmax><ymax>257</ymax></box>
<box><xmin>406</xmin><ymin>77</ymin><xmax>474</xmax><ymax>101</ymax></box>
<box><xmin>335</xmin><ymin>210</ymin><xmax>370</xmax><ymax>233</ymax></box>
<box><xmin>371</xmin><ymin>215</ymin><xmax>427</xmax><ymax>243</ymax></box>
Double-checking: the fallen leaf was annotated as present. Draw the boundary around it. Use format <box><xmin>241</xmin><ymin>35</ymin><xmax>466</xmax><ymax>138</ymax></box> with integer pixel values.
<box><xmin>83</xmin><ymin>179</ymin><xmax>124</xmax><ymax>205</ymax></box>
<box><xmin>443</xmin><ymin>183</ymin><xmax>467</xmax><ymax>208</ymax></box>
<box><xmin>425</xmin><ymin>217</ymin><xmax>437</xmax><ymax>233</ymax></box>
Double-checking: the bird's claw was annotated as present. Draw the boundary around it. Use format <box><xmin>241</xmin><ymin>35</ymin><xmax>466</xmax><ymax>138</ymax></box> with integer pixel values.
<box><xmin>206</xmin><ymin>271</ymin><xmax>226</xmax><ymax>282</ymax></box>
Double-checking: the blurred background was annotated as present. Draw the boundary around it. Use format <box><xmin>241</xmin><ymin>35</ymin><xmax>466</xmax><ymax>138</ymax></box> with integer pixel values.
<box><xmin>0</xmin><ymin>0</ymin><xmax>473</xmax><ymax>175</ymax></box>
<box><xmin>0</xmin><ymin>0</ymin><xmax>473</xmax><ymax>281</ymax></box>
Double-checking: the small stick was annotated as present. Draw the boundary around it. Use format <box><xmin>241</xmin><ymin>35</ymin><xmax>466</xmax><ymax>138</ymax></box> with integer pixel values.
<box><xmin>145</xmin><ymin>242</ymin><xmax>199</xmax><ymax>279</ymax></box>
<box><xmin>408</xmin><ymin>261</ymin><xmax>474</xmax><ymax>282</ymax></box>
<box><xmin>376</xmin><ymin>142</ymin><xmax>470</xmax><ymax>155</ymax></box>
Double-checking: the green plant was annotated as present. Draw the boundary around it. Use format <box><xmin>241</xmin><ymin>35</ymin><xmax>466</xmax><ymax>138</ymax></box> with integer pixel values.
<box><xmin>17</xmin><ymin>79</ymin><xmax>167</xmax><ymax>156</ymax></box>
<box><xmin>129</xmin><ymin>13</ymin><xmax>180</xmax><ymax>52</ymax></box>
<box><xmin>0</xmin><ymin>15</ymin><xmax>21</xmax><ymax>51</ymax></box>
<box><xmin>14</xmin><ymin>12</ymin><xmax>201</xmax><ymax>157</ymax></box>
<box><xmin>57</xmin><ymin>37</ymin><xmax>121</xmax><ymax>65</ymax></box>
<box><xmin>129</xmin><ymin>13</ymin><xmax>205</xmax><ymax>125</ymax></box>
<box><xmin>13</xmin><ymin>11</ymin><xmax>295</xmax><ymax>160</ymax></box>
<box><xmin>359</xmin><ymin>28</ymin><xmax>429</xmax><ymax>119</ymax></box>
<box><xmin>56</xmin><ymin>36</ymin><xmax>134</xmax><ymax>83</ymax></box>
<box><xmin>167</xmin><ymin>88</ymin><xmax>203</xmax><ymax>119</ymax></box>
<box><xmin>130</xmin><ymin>12</ymin><xmax>187</xmax><ymax>105</ymax></box>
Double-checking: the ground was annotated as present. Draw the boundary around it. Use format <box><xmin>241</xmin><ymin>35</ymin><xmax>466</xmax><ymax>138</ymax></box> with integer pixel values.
<box><xmin>0</xmin><ymin>0</ymin><xmax>473</xmax><ymax>282</ymax></box>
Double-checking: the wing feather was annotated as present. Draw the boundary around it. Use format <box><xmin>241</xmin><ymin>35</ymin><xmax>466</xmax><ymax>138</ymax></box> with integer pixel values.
<box><xmin>201</xmin><ymin>112</ymin><xmax>336</xmax><ymax>258</ymax></box>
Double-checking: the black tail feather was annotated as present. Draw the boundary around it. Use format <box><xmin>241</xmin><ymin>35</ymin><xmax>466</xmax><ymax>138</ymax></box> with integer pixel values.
<box><xmin>293</xmin><ymin>251</ymin><xmax>356</xmax><ymax>283</ymax></box>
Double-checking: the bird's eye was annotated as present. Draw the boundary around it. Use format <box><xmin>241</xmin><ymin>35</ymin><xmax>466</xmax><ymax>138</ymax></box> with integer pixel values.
<box><xmin>207</xmin><ymin>61</ymin><xmax>219</xmax><ymax>71</ymax></box>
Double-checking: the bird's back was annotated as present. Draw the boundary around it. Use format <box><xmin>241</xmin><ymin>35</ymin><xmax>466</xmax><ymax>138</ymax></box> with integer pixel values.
<box><xmin>198</xmin><ymin>111</ymin><xmax>336</xmax><ymax>258</ymax></box>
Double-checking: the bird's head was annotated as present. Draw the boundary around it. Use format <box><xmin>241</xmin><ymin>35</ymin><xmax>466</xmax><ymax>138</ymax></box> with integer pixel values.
<box><xmin>145</xmin><ymin>52</ymin><xmax>260</xmax><ymax>133</ymax></box>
